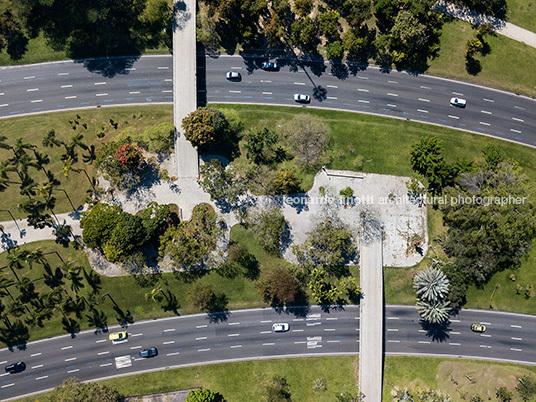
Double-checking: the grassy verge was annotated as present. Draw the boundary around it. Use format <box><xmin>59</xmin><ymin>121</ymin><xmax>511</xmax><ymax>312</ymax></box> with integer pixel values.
<box><xmin>17</xmin><ymin>355</ymin><xmax>536</xmax><ymax>401</ymax></box>
<box><xmin>507</xmin><ymin>0</ymin><xmax>536</xmax><ymax>32</ymax></box>
<box><xmin>429</xmin><ymin>19</ymin><xmax>536</xmax><ymax>98</ymax></box>
<box><xmin>0</xmin><ymin>105</ymin><xmax>173</xmax><ymax>221</ymax></box>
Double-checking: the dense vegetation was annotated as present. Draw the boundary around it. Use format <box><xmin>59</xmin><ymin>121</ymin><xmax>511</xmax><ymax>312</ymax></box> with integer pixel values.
<box><xmin>0</xmin><ymin>0</ymin><xmax>172</xmax><ymax>61</ymax></box>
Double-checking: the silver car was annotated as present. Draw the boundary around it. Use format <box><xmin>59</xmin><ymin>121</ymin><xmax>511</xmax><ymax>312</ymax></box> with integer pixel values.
<box><xmin>450</xmin><ymin>97</ymin><xmax>467</xmax><ymax>108</ymax></box>
<box><xmin>294</xmin><ymin>94</ymin><xmax>310</xmax><ymax>103</ymax></box>
<box><xmin>225</xmin><ymin>71</ymin><xmax>241</xmax><ymax>81</ymax></box>
<box><xmin>272</xmin><ymin>323</ymin><xmax>290</xmax><ymax>332</ymax></box>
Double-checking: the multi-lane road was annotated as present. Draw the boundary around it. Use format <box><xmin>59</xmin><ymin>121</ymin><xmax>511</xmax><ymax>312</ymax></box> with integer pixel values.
<box><xmin>1</xmin><ymin>55</ymin><xmax>535</xmax><ymax>148</ymax></box>
<box><xmin>1</xmin><ymin>305</ymin><xmax>536</xmax><ymax>400</ymax></box>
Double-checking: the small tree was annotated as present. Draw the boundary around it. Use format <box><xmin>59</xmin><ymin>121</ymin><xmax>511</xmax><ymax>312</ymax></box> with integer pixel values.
<box><xmin>272</xmin><ymin>168</ymin><xmax>302</xmax><ymax>194</ymax></box>
<box><xmin>43</xmin><ymin>377</ymin><xmax>121</xmax><ymax>402</ymax></box>
<box><xmin>181</xmin><ymin>107</ymin><xmax>229</xmax><ymax>150</ymax></box>
<box><xmin>244</xmin><ymin>127</ymin><xmax>285</xmax><ymax>165</ymax></box>
<box><xmin>248</xmin><ymin>206</ymin><xmax>286</xmax><ymax>255</ymax></box>
<box><xmin>185</xmin><ymin>388</ymin><xmax>223</xmax><ymax>402</ymax></box>
<box><xmin>516</xmin><ymin>375</ymin><xmax>536</xmax><ymax>401</ymax></box>
<box><xmin>188</xmin><ymin>283</ymin><xmax>216</xmax><ymax>311</ymax></box>
<box><xmin>80</xmin><ymin>203</ymin><xmax>122</xmax><ymax>249</ymax></box>
<box><xmin>496</xmin><ymin>386</ymin><xmax>513</xmax><ymax>402</ymax></box>
<box><xmin>199</xmin><ymin>159</ymin><xmax>246</xmax><ymax>205</ymax></box>
<box><xmin>256</xmin><ymin>267</ymin><xmax>300</xmax><ymax>305</ymax></box>
<box><xmin>265</xmin><ymin>375</ymin><xmax>291</xmax><ymax>402</ymax></box>
<box><xmin>280</xmin><ymin>114</ymin><xmax>330</xmax><ymax>170</ymax></box>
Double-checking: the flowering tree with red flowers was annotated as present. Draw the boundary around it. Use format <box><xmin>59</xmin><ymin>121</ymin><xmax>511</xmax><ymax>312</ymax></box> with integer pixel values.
<box><xmin>114</xmin><ymin>143</ymin><xmax>144</xmax><ymax>170</ymax></box>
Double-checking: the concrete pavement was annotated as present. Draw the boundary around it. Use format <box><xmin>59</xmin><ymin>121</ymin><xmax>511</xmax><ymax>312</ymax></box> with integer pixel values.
<box><xmin>435</xmin><ymin>1</ymin><xmax>536</xmax><ymax>50</ymax></box>
<box><xmin>358</xmin><ymin>217</ymin><xmax>384</xmax><ymax>401</ymax></box>
<box><xmin>173</xmin><ymin>0</ymin><xmax>199</xmax><ymax>178</ymax></box>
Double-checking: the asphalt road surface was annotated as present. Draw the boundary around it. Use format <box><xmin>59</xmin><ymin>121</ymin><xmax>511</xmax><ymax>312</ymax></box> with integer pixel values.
<box><xmin>1</xmin><ymin>305</ymin><xmax>536</xmax><ymax>400</ymax></box>
<box><xmin>1</xmin><ymin>55</ymin><xmax>535</xmax><ymax>148</ymax></box>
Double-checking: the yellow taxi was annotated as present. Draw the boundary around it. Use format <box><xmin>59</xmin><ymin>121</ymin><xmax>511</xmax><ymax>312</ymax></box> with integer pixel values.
<box><xmin>109</xmin><ymin>331</ymin><xmax>128</xmax><ymax>342</ymax></box>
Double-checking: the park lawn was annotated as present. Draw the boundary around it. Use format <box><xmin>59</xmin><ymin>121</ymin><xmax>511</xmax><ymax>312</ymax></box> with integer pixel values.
<box><xmin>429</xmin><ymin>19</ymin><xmax>536</xmax><ymax>99</ymax></box>
<box><xmin>0</xmin><ymin>105</ymin><xmax>173</xmax><ymax>222</ymax></box>
<box><xmin>16</xmin><ymin>355</ymin><xmax>536</xmax><ymax>401</ymax></box>
<box><xmin>507</xmin><ymin>0</ymin><xmax>536</xmax><ymax>32</ymax></box>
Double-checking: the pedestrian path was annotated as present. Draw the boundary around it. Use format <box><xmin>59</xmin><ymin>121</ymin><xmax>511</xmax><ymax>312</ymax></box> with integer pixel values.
<box><xmin>358</xmin><ymin>220</ymin><xmax>384</xmax><ymax>401</ymax></box>
<box><xmin>435</xmin><ymin>1</ymin><xmax>536</xmax><ymax>50</ymax></box>
<box><xmin>173</xmin><ymin>0</ymin><xmax>199</xmax><ymax>178</ymax></box>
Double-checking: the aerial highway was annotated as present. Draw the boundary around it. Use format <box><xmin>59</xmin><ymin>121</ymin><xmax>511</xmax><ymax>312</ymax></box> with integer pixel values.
<box><xmin>0</xmin><ymin>55</ymin><xmax>535</xmax><ymax>148</ymax></box>
<box><xmin>1</xmin><ymin>305</ymin><xmax>536</xmax><ymax>400</ymax></box>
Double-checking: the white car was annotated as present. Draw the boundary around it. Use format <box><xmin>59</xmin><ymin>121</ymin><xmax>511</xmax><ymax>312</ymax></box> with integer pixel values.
<box><xmin>272</xmin><ymin>323</ymin><xmax>290</xmax><ymax>332</ymax></box>
<box><xmin>225</xmin><ymin>71</ymin><xmax>241</xmax><ymax>81</ymax></box>
<box><xmin>450</xmin><ymin>97</ymin><xmax>467</xmax><ymax>108</ymax></box>
<box><xmin>294</xmin><ymin>94</ymin><xmax>310</xmax><ymax>103</ymax></box>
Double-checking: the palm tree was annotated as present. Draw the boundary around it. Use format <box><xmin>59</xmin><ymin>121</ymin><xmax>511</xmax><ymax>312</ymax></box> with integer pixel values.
<box><xmin>17</xmin><ymin>170</ymin><xmax>38</xmax><ymax>197</ymax></box>
<box><xmin>82</xmin><ymin>145</ymin><xmax>96</xmax><ymax>164</ymax></box>
<box><xmin>413</xmin><ymin>266</ymin><xmax>450</xmax><ymax>303</ymax></box>
<box><xmin>61</xmin><ymin>261</ymin><xmax>85</xmax><ymax>294</ymax></box>
<box><xmin>0</xmin><ymin>160</ymin><xmax>16</xmax><ymax>192</ymax></box>
<box><xmin>5</xmin><ymin>247</ymin><xmax>29</xmax><ymax>282</ymax></box>
<box><xmin>0</xmin><ymin>276</ymin><xmax>15</xmax><ymax>301</ymax></box>
<box><xmin>11</xmin><ymin>138</ymin><xmax>35</xmax><ymax>158</ymax></box>
<box><xmin>42</xmin><ymin>130</ymin><xmax>63</xmax><ymax>148</ymax></box>
<box><xmin>391</xmin><ymin>385</ymin><xmax>413</xmax><ymax>401</ymax></box>
<box><xmin>416</xmin><ymin>299</ymin><xmax>451</xmax><ymax>324</ymax></box>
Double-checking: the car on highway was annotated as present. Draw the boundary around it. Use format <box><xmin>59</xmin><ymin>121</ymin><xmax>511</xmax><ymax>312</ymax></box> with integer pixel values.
<box><xmin>261</xmin><ymin>61</ymin><xmax>279</xmax><ymax>71</ymax></box>
<box><xmin>471</xmin><ymin>323</ymin><xmax>486</xmax><ymax>333</ymax></box>
<box><xmin>272</xmin><ymin>323</ymin><xmax>290</xmax><ymax>332</ymax></box>
<box><xmin>5</xmin><ymin>362</ymin><xmax>26</xmax><ymax>374</ymax></box>
<box><xmin>225</xmin><ymin>71</ymin><xmax>241</xmax><ymax>81</ymax></box>
<box><xmin>139</xmin><ymin>347</ymin><xmax>158</xmax><ymax>358</ymax></box>
<box><xmin>109</xmin><ymin>331</ymin><xmax>128</xmax><ymax>343</ymax></box>
<box><xmin>294</xmin><ymin>94</ymin><xmax>310</xmax><ymax>104</ymax></box>
<box><xmin>450</xmin><ymin>97</ymin><xmax>467</xmax><ymax>108</ymax></box>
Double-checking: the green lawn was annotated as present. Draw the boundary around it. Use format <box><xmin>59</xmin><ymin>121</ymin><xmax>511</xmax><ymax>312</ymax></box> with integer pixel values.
<box><xmin>507</xmin><ymin>0</ymin><xmax>536</xmax><ymax>32</ymax></box>
<box><xmin>0</xmin><ymin>105</ymin><xmax>173</xmax><ymax>221</ymax></box>
<box><xmin>429</xmin><ymin>19</ymin><xmax>536</xmax><ymax>98</ymax></box>
<box><xmin>16</xmin><ymin>355</ymin><xmax>536</xmax><ymax>401</ymax></box>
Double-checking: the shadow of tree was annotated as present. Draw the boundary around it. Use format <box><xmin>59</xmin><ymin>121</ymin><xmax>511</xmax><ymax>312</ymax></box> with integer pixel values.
<box><xmin>62</xmin><ymin>317</ymin><xmax>80</xmax><ymax>337</ymax></box>
<box><xmin>114</xmin><ymin>305</ymin><xmax>134</xmax><ymax>327</ymax></box>
<box><xmin>0</xmin><ymin>320</ymin><xmax>30</xmax><ymax>349</ymax></box>
<box><xmin>420</xmin><ymin>319</ymin><xmax>451</xmax><ymax>342</ymax></box>
<box><xmin>206</xmin><ymin>293</ymin><xmax>230</xmax><ymax>323</ymax></box>
<box><xmin>161</xmin><ymin>290</ymin><xmax>180</xmax><ymax>315</ymax></box>
<box><xmin>76</xmin><ymin>56</ymin><xmax>141</xmax><ymax>79</ymax></box>
<box><xmin>86</xmin><ymin>308</ymin><xmax>108</xmax><ymax>334</ymax></box>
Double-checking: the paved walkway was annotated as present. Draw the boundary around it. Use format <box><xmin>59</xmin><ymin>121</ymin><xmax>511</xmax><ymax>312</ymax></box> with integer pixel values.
<box><xmin>173</xmin><ymin>0</ymin><xmax>199</xmax><ymax>178</ymax></box>
<box><xmin>435</xmin><ymin>1</ymin><xmax>536</xmax><ymax>50</ymax></box>
<box><xmin>358</xmin><ymin>219</ymin><xmax>384</xmax><ymax>401</ymax></box>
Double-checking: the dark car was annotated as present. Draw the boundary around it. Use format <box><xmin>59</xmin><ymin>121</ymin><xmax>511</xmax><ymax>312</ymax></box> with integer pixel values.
<box><xmin>261</xmin><ymin>61</ymin><xmax>279</xmax><ymax>71</ymax></box>
<box><xmin>139</xmin><ymin>347</ymin><xmax>158</xmax><ymax>358</ymax></box>
<box><xmin>5</xmin><ymin>362</ymin><xmax>26</xmax><ymax>374</ymax></box>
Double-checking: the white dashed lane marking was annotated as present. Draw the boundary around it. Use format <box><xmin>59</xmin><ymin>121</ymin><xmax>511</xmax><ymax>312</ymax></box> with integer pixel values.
<box><xmin>98</xmin><ymin>351</ymin><xmax>110</xmax><ymax>355</ymax></box>
<box><xmin>483</xmin><ymin>98</ymin><xmax>494</xmax><ymax>102</ymax></box>
<box><xmin>420</xmin><ymin>85</ymin><xmax>431</xmax><ymax>89</ymax></box>
<box><xmin>31</xmin><ymin>365</ymin><xmax>43</xmax><ymax>369</ymax></box>
<box><xmin>96</xmin><ymin>93</ymin><xmax>108</xmax><ymax>97</ymax></box>
<box><xmin>24</xmin><ymin>76</ymin><xmax>35</xmax><ymax>80</ymax></box>
<box><xmin>512</xmin><ymin>117</ymin><xmax>524</xmax><ymax>122</ymax></box>
<box><xmin>61</xmin><ymin>346</ymin><xmax>73</xmax><ymax>350</ymax></box>
<box><xmin>448</xmin><ymin>115</ymin><xmax>460</xmax><ymax>119</ymax></box>
<box><xmin>387</xmin><ymin>93</ymin><xmax>398</xmax><ymax>97</ymax></box>
<box><xmin>31</xmin><ymin>353</ymin><xmax>41</xmax><ymax>357</ymax></box>
<box><xmin>36</xmin><ymin>376</ymin><xmax>49</xmax><ymax>380</ymax></box>
<box><xmin>94</xmin><ymin>82</ymin><xmax>106</xmax><ymax>85</ymax></box>
<box><xmin>479</xmin><ymin>122</ymin><xmax>490</xmax><ymax>126</ymax></box>
<box><xmin>418</xmin><ymin>98</ymin><xmax>430</xmax><ymax>102</ymax></box>
<box><xmin>294</xmin><ymin>82</ymin><xmax>305</xmax><ymax>85</ymax></box>
<box><xmin>511</xmin><ymin>324</ymin><xmax>522</xmax><ymax>328</ymax></box>
<box><xmin>163</xmin><ymin>340</ymin><xmax>175</xmax><ymax>344</ymax></box>
<box><xmin>327</xmin><ymin>85</ymin><xmax>338</xmax><ymax>88</ymax></box>
<box><xmin>67</xmin><ymin>369</ymin><xmax>79</xmax><ymax>373</ymax></box>
<box><xmin>510</xmin><ymin>129</ymin><xmax>521</xmax><ymax>133</ymax></box>
<box><xmin>65</xmin><ymin>357</ymin><xmax>76</xmax><ymax>362</ymax></box>
<box><xmin>452</xmin><ymin>92</ymin><xmax>464</xmax><ymax>96</ymax></box>
<box><xmin>61</xmin><ymin>85</ymin><xmax>73</xmax><ymax>88</ymax></box>
<box><xmin>27</xmin><ymin>88</ymin><xmax>39</xmax><ymax>92</ymax></box>
<box><xmin>357</xmin><ymin>88</ymin><xmax>369</xmax><ymax>92</ymax></box>
<box><xmin>481</xmin><ymin>110</ymin><xmax>492</xmax><ymax>114</ymax></box>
